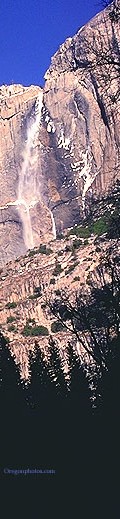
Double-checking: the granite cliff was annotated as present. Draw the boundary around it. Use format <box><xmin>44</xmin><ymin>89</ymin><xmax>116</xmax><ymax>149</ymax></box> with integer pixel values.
<box><xmin>0</xmin><ymin>2</ymin><xmax>120</xmax><ymax>265</ymax></box>
<box><xmin>0</xmin><ymin>2</ymin><xmax>120</xmax><ymax>380</ymax></box>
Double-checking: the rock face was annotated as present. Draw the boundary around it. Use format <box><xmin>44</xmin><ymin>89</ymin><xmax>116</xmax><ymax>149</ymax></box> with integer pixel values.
<box><xmin>0</xmin><ymin>217</ymin><xmax>119</xmax><ymax>379</ymax></box>
<box><xmin>0</xmin><ymin>2</ymin><xmax>120</xmax><ymax>264</ymax></box>
<box><xmin>0</xmin><ymin>227</ymin><xmax>117</xmax><ymax>379</ymax></box>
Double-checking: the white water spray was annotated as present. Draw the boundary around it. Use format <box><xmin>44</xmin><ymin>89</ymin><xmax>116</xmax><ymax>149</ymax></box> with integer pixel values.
<box><xmin>50</xmin><ymin>210</ymin><xmax>57</xmax><ymax>239</ymax></box>
<box><xmin>1</xmin><ymin>91</ymin><xmax>57</xmax><ymax>247</ymax></box>
<box><xmin>17</xmin><ymin>91</ymin><xmax>43</xmax><ymax>249</ymax></box>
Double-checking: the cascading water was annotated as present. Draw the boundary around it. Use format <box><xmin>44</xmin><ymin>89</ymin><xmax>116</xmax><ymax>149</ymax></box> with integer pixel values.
<box><xmin>0</xmin><ymin>90</ymin><xmax>57</xmax><ymax>250</ymax></box>
<box><xmin>50</xmin><ymin>210</ymin><xmax>57</xmax><ymax>240</ymax></box>
<box><xmin>16</xmin><ymin>91</ymin><xmax>43</xmax><ymax>249</ymax></box>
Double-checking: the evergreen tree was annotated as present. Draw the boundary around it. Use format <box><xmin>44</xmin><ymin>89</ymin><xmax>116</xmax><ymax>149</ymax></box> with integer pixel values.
<box><xmin>0</xmin><ymin>332</ymin><xmax>25</xmax><ymax>417</ymax></box>
<box><xmin>48</xmin><ymin>336</ymin><xmax>68</xmax><ymax>398</ymax></box>
<box><xmin>0</xmin><ymin>332</ymin><xmax>27</xmax><ymax>467</ymax></box>
<box><xmin>67</xmin><ymin>342</ymin><xmax>91</xmax><ymax>415</ymax></box>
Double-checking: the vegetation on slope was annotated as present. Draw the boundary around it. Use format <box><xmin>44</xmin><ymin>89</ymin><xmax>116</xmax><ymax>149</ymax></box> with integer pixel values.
<box><xmin>22</xmin><ymin>325</ymin><xmax>49</xmax><ymax>336</ymax></box>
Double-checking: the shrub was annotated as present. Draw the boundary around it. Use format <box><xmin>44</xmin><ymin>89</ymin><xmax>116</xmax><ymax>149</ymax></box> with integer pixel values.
<box><xmin>53</xmin><ymin>263</ymin><xmax>62</xmax><ymax>276</ymax></box>
<box><xmin>67</xmin><ymin>217</ymin><xmax>109</xmax><ymax>240</ymax></box>
<box><xmin>7</xmin><ymin>316</ymin><xmax>16</xmax><ymax>324</ymax></box>
<box><xmin>29</xmin><ymin>286</ymin><xmax>41</xmax><ymax>299</ymax></box>
<box><xmin>66</xmin><ymin>260</ymin><xmax>79</xmax><ymax>275</ymax></box>
<box><xmin>30</xmin><ymin>244</ymin><xmax>53</xmax><ymax>255</ymax></box>
<box><xmin>86</xmin><ymin>274</ymin><xmax>91</xmax><ymax>285</ymax></box>
<box><xmin>6</xmin><ymin>302</ymin><xmax>17</xmax><ymax>309</ymax></box>
<box><xmin>72</xmin><ymin>239</ymin><xmax>82</xmax><ymax>250</ymax></box>
<box><xmin>7</xmin><ymin>324</ymin><xmax>16</xmax><ymax>332</ymax></box>
<box><xmin>39</xmin><ymin>244</ymin><xmax>46</xmax><ymax>254</ymax></box>
<box><xmin>28</xmin><ymin>249</ymin><xmax>36</xmax><ymax>257</ymax></box>
<box><xmin>26</xmin><ymin>318</ymin><xmax>36</xmax><ymax>325</ymax></box>
<box><xmin>28</xmin><ymin>246</ymin><xmax>51</xmax><ymax>256</ymax></box>
<box><xmin>96</xmin><ymin>246</ymin><xmax>101</xmax><ymax>253</ymax></box>
<box><xmin>67</xmin><ymin>225</ymin><xmax>91</xmax><ymax>238</ymax></box>
<box><xmin>4</xmin><ymin>335</ymin><xmax>10</xmax><ymax>344</ymax></box>
<box><xmin>34</xmin><ymin>286</ymin><xmax>41</xmax><ymax>294</ymax></box>
<box><xmin>45</xmin><ymin>248</ymin><xmax>53</xmax><ymax>255</ymax></box>
<box><xmin>92</xmin><ymin>218</ymin><xmax>108</xmax><ymax>236</ymax></box>
<box><xmin>55</xmin><ymin>289</ymin><xmax>61</xmax><ymax>296</ymax></box>
<box><xmin>65</xmin><ymin>244</ymin><xmax>72</xmax><ymax>252</ymax></box>
<box><xmin>51</xmin><ymin>321</ymin><xmax>66</xmax><ymax>333</ymax></box>
<box><xmin>22</xmin><ymin>325</ymin><xmax>49</xmax><ymax>337</ymax></box>
<box><xmin>57</xmin><ymin>233</ymin><xmax>64</xmax><ymax>240</ymax></box>
<box><xmin>73</xmin><ymin>276</ymin><xmax>80</xmax><ymax>281</ymax></box>
<box><xmin>66</xmin><ymin>264</ymin><xmax>75</xmax><ymax>274</ymax></box>
<box><xmin>29</xmin><ymin>294</ymin><xmax>40</xmax><ymax>300</ymax></box>
<box><xmin>74</xmin><ymin>260</ymin><xmax>79</xmax><ymax>267</ymax></box>
<box><xmin>50</xmin><ymin>278</ymin><xmax>55</xmax><ymax>285</ymax></box>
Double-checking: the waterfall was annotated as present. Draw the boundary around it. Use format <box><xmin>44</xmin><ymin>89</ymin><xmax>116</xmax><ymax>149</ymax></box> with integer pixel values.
<box><xmin>17</xmin><ymin>91</ymin><xmax>43</xmax><ymax>249</ymax></box>
<box><xmin>50</xmin><ymin>210</ymin><xmax>57</xmax><ymax>240</ymax></box>
<box><xmin>17</xmin><ymin>200</ymin><xmax>34</xmax><ymax>250</ymax></box>
<box><xmin>1</xmin><ymin>90</ymin><xmax>58</xmax><ymax>250</ymax></box>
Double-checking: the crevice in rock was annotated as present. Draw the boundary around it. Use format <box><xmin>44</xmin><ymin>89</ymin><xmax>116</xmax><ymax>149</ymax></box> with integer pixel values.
<box><xmin>90</xmin><ymin>74</ymin><xmax>111</xmax><ymax>132</ymax></box>
<box><xmin>0</xmin><ymin>111</ymin><xmax>21</xmax><ymax>121</ymax></box>
<box><xmin>74</xmin><ymin>91</ymin><xmax>89</xmax><ymax>142</ymax></box>
<box><xmin>52</xmin><ymin>194</ymin><xmax>82</xmax><ymax>211</ymax></box>
<box><xmin>0</xmin><ymin>219</ymin><xmax>21</xmax><ymax>226</ymax></box>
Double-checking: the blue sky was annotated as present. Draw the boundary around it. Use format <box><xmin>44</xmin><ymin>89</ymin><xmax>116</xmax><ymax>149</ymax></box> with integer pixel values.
<box><xmin>0</xmin><ymin>0</ymin><xmax>102</xmax><ymax>87</ymax></box>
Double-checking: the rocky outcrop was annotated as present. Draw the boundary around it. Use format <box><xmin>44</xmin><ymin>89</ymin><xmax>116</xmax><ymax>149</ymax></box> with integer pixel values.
<box><xmin>0</xmin><ymin>225</ymin><xmax>116</xmax><ymax>379</ymax></box>
<box><xmin>0</xmin><ymin>218</ymin><xmax>119</xmax><ymax>379</ymax></box>
<box><xmin>0</xmin><ymin>2</ymin><xmax>120</xmax><ymax>264</ymax></box>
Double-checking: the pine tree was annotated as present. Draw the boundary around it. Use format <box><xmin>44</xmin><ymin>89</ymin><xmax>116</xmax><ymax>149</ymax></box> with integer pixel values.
<box><xmin>0</xmin><ymin>332</ymin><xmax>25</xmax><ymax>417</ymax></box>
<box><xmin>0</xmin><ymin>332</ymin><xmax>27</xmax><ymax>467</ymax></box>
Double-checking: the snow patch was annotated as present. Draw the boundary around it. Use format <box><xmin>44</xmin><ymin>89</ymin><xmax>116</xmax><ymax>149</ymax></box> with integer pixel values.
<box><xmin>47</xmin><ymin>121</ymin><xmax>56</xmax><ymax>133</ymax></box>
<box><xmin>58</xmin><ymin>129</ymin><xmax>70</xmax><ymax>150</ymax></box>
<box><xmin>71</xmin><ymin>148</ymin><xmax>98</xmax><ymax>211</ymax></box>
<box><xmin>45</xmin><ymin>113</ymin><xmax>56</xmax><ymax>133</ymax></box>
